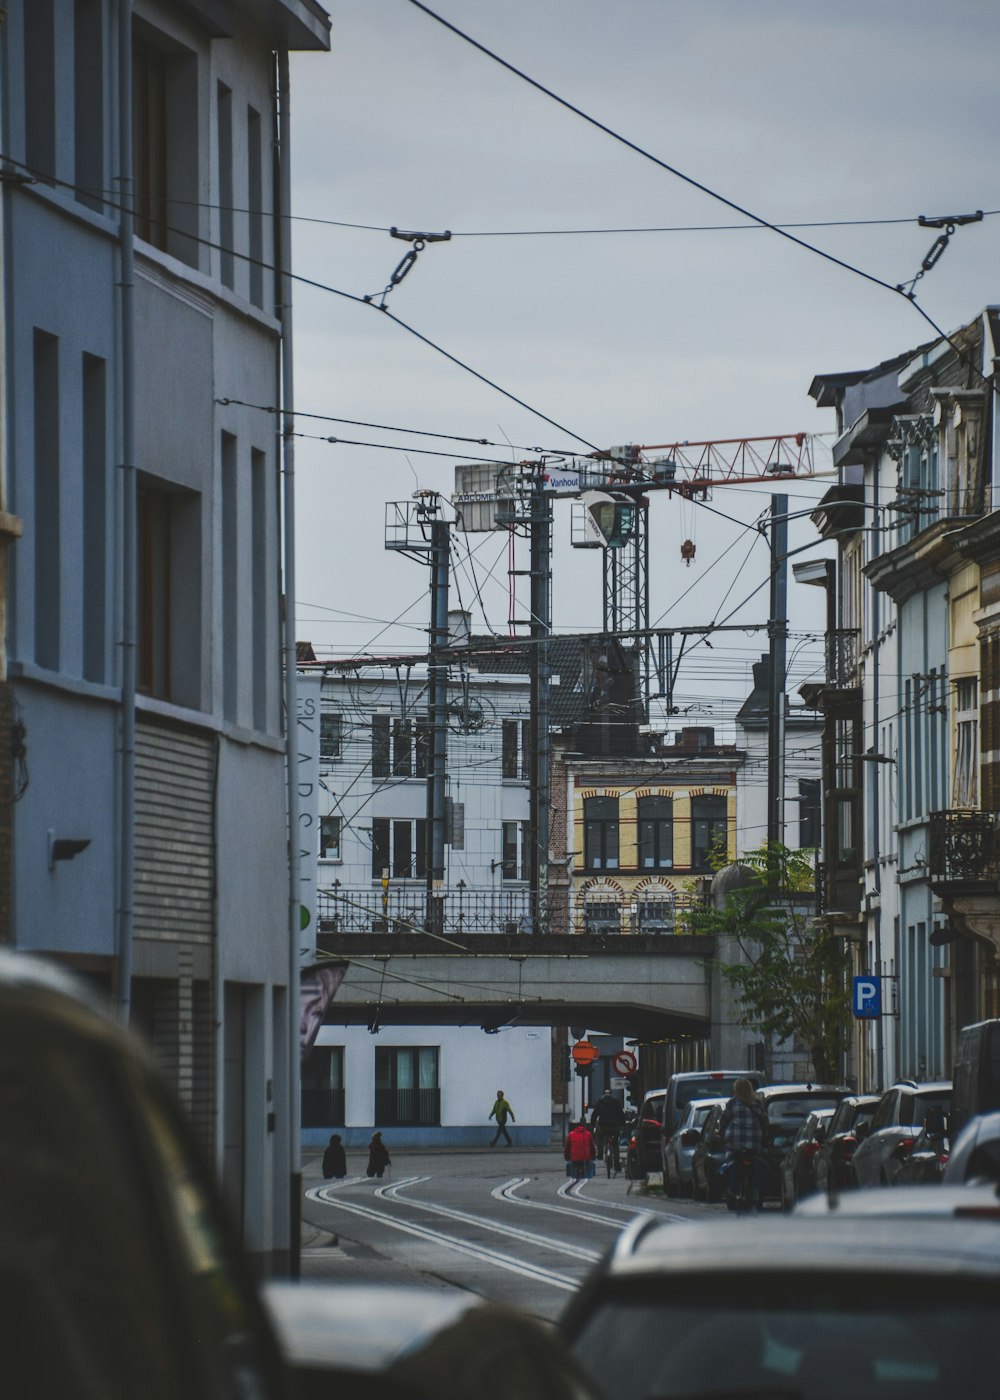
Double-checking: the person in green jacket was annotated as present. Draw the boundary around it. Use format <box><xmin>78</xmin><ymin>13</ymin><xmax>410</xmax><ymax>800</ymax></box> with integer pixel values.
<box><xmin>489</xmin><ymin>1089</ymin><xmax>516</xmax><ymax>1147</ymax></box>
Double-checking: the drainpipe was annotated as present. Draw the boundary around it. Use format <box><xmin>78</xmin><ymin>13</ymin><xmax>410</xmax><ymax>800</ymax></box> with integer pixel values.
<box><xmin>116</xmin><ymin>0</ymin><xmax>136</xmax><ymax>1021</ymax></box>
<box><xmin>870</xmin><ymin>488</ymin><xmax>885</xmax><ymax>1091</ymax></box>
<box><xmin>276</xmin><ymin>46</ymin><xmax>302</xmax><ymax>1279</ymax></box>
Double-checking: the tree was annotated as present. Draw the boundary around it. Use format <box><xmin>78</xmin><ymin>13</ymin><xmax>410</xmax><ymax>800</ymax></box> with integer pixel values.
<box><xmin>695</xmin><ymin>844</ymin><xmax>851</xmax><ymax>1083</ymax></box>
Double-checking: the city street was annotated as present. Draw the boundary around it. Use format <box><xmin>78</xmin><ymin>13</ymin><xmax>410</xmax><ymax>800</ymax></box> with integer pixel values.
<box><xmin>301</xmin><ymin>1148</ymin><xmax>723</xmax><ymax>1320</ymax></box>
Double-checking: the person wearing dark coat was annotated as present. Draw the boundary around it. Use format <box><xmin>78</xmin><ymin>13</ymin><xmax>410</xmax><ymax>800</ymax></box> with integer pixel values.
<box><xmin>366</xmin><ymin>1130</ymin><xmax>391</xmax><ymax>1179</ymax></box>
<box><xmin>322</xmin><ymin>1133</ymin><xmax>347</xmax><ymax>1180</ymax></box>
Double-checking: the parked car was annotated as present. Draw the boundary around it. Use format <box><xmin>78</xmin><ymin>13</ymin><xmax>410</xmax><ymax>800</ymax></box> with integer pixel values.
<box><xmin>265</xmin><ymin>1281</ymin><xmax>599</xmax><ymax>1400</ymax></box>
<box><xmin>662</xmin><ymin>1096</ymin><xmax>727</xmax><ymax>1198</ymax></box>
<box><xmin>951</xmin><ymin>1017</ymin><xmax>1000</xmax><ymax>1136</ymax></box>
<box><xmin>625</xmin><ymin>1088</ymin><xmax>666</xmax><ymax>1178</ymax></box>
<box><xmin>943</xmin><ymin>1108</ymin><xmax>1000</xmax><ymax>1185</ymax></box>
<box><xmin>690</xmin><ymin>1100</ymin><xmax>728</xmax><ymax>1202</ymax></box>
<box><xmin>0</xmin><ymin>949</ymin><xmax>292</xmax><ymax>1400</ymax></box>
<box><xmin>756</xmin><ymin>1083</ymin><xmax>850</xmax><ymax>1203</ymax></box>
<box><xmin>778</xmin><ymin>1108</ymin><xmax>835</xmax><ymax>1210</ymax></box>
<box><xmin>560</xmin><ymin>1213</ymin><xmax>1000</xmax><ymax>1398</ymax></box>
<box><xmin>658</xmin><ymin>1069</ymin><xmax>766</xmax><ymax>1175</ymax></box>
<box><xmin>894</xmin><ymin>1104</ymin><xmax>950</xmax><ymax>1185</ymax></box>
<box><xmin>851</xmin><ymin>1080</ymin><xmax>952</xmax><ymax>1188</ymax></box>
<box><xmin>813</xmin><ymin>1093</ymin><xmax>880</xmax><ymax>1201</ymax></box>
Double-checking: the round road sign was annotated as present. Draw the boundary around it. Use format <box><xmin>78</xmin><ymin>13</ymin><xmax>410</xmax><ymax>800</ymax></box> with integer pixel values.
<box><xmin>571</xmin><ymin>1039</ymin><xmax>599</xmax><ymax>1066</ymax></box>
<box><xmin>613</xmin><ymin>1049</ymin><xmax>637</xmax><ymax>1076</ymax></box>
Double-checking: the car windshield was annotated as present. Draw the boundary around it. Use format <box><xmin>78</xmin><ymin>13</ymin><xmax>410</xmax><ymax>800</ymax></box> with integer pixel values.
<box><xmin>766</xmin><ymin>1096</ymin><xmax>842</xmax><ymax>1147</ymax></box>
<box><xmin>572</xmin><ymin>1291</ymin><xmax>998</xmax><ymax>1398</ymax></box>
<box><xmin>676</xmin><ymin>1078</ymin><xmax>744</xmax><ymax>1111</ymax></box>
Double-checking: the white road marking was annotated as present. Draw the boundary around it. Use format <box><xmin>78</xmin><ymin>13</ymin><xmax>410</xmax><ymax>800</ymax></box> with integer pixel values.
<box><xmin>305</xmin><ymin>1185</ymin><xmax>579</xmax><ymax>1292</ymax></box>
<box><xmin>373</xmin><ymin>1176</ymin><xmax>600</xmax><ymax>1263</ymax></box>
<box><xmin>563</xmin><ymin>1178</ymin><xmax>688</xmax><ymax>1222</ymax></box>
<box><xmin>494</xmin><ymin>1176</ymin><xmax>630</xmax><ymax>1229</ymax></box>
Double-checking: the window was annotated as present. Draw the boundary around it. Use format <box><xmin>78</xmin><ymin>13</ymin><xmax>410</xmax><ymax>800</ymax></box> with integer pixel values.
<box><xmin>132</xmin><ymin>21</ymin><xmax>199</xmax><ymax>266</ymax></box>
<box><xmin>217</xmin><ymin>83</ymin><xmax>234</xmax><ymax>288</ymax></box>
<box><xmin>375</xmin><ymin>1046</ymin><xmax>440</xmax><ymax>1125</ymax></box>
<box><xmin>372</xmin><ymin>713</ymin><xmax>430</xmax><ymax>778</ymax></box>
<box><xmin>953</xmin><ymin>678</ymin><xmax>979</xmax><ymax>808</ymax></box>
<box><xmin>691</xmin><ymin>795</ymin><xmax>728</xmax><ymax>871</ymax></box>
<box><xmin>637</xmin><ymin>897</ymin><xmax>675</xmax><ymax>934</ymax></box>
<box><xmin>638</xmin><ymin>796</ymin><xmax>673</xmax><ymax>869</ymax></box>
<box><xmin>301</xmin><ymin>1046</ymin><xmax>344</xmax><ymax>1126</ymax></box>
<box><xmin>502</xmin><ymin>820</ymin><xmax>530</xmax><ymax>880</ymax></box>
<box><xmin>24</xmin><ymin>0</ymin><xmax>56</xmax><ymax>179</ymax></box>
<box><xmin>584</xmin><ymin>898</ymin><xmax>620</xmax><ymax>936</ymax></box>
<box><xmin>247</xmin><ymin>106</ymin><xmax>264</xmax><ymax>307</ymax></box>
<box><xmin>82</xmin><ymin>354</ymin><xmax>107</xmax><ymax>682</ymax></box>
<box><xmin>75</xmin><ymin>0</ymin><xmax>104</xmax><ymax>209</ymax></box>
<box><xmin>137</xmin><ymin>482</ymin><xmax>201</xmax><ymax>706</ymax></box>
<box><xmin>502</xmin><ymin>719</ymin><xmax>531</xmax><ymax>779</ymax></box>
<box><xmin>320</xmin><ymin>712</ymin><xmax>343</xmax><ymax>761</ymax></box>
<box><xmin>33</xmin><ymin>329</ymin><xmax>60</xmax><ymax>671</ymax></box>
<box><xmin>371</xmin><ymin>818</ymin><xmax>426</xmax><ymax>879</ymax></box>
<box><xmin>319</xmin><ymin>815</ymin><xmax>341</xmax><ymax>861</ymax></box>
<box><xmin>250</xmin><ymin>448</ymin><xmax>268</xmax><ymax>731</ymax></box>
<box><xmin>584</xmin><ymin>796</ymin><xmax>619</xmax><ymax>870</ymax></box>
<box><xmin>221</xmin><ymin>433</ymin><xmax>237</xmax><ymax>721</ymax></box>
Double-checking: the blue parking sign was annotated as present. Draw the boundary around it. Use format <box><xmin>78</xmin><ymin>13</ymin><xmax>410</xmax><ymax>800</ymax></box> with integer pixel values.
<box><xmin>852</xmin><ymin>976</ymin><xmax>882</xmax><ymax>1019</ymax></box>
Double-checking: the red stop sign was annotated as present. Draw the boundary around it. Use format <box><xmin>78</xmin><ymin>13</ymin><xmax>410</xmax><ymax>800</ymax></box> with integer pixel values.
<box><xmin>571</xmin><ymin>1039</ymin><xmax>599</xmax><ymax>1066</ymax></box>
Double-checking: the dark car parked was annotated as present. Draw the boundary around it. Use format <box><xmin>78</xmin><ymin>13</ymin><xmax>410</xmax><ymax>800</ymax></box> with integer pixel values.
<box><xmin>757</xmin><ymin>1084</ymin><xmax>850</xmax><ymax>1203</ymax></box>
<box><xmin>690</xmin><ymin>1100</ymin><xmax>728</xmax><ymax>1202</ymax></box>
<box><xmin>625</xmin><ymin>1088</ymin><xmax>666</xmax><ymax>1179</ymax></box>
<box><xmin>659</xmin><ymin>1069</ymin><xmax>766</xmax><ymax>1176</ymax></box>
<box><xmin>779</xmin><ymin>1108</ymin><xmax>835</xmax><ymax>1211</ymax></box>
<box><xmin>664</xmin><ymin>1097</ymin><xmax>727</xmax><ymax>1198</ymax></box>
<box><xmin>851</xmin><ymin>1080</ymin><xmax>952</xmax><ymax>1189</ymax></box>
<box><xmin>813</xmin><ymin>1094</ymin><xmax>880</xmax><ymax>1201</ymax></box>
<box><xmin>943</xmin><ymin>1108</ymin><xmax>1000</xmax><ymax>1185</ymax></box>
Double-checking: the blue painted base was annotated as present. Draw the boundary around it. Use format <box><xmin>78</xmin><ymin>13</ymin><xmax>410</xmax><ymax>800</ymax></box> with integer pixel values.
<box><xmin>302</xmin><ymin>1125</ymin><xmax>552</xmax><ymax>1150</ymax></box>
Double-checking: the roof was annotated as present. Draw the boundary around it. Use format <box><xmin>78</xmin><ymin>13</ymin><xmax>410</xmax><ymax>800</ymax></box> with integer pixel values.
<box><xmin>808</xmin><ymin>340</ymin><xmax>937</xmax><ymax>407</ymax></box>
<box><xmin>606</xmin><ymin>1215</ymin><xmax>1000</xmax><ymax>1280</ymax></box>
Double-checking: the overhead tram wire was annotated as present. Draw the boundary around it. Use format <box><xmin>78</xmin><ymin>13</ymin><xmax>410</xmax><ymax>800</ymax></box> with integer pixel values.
<box><xmin>405</xmin><ymin>0</ymin><xmax>994</xmax><ymax>372</ymax></box>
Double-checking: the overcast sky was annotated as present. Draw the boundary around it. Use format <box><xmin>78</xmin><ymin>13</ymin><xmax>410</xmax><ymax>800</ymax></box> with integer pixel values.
<box><xmin>286</xmin><ymin>0</ymin><xmax>999</xmax><ymax>725</ymax></box>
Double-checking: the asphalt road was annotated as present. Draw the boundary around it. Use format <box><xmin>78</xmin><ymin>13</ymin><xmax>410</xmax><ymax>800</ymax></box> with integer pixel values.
<box><xmin>301</xmin><ymin>1147</ymin><xmax>725</xmax><ymax>1321</ymax></box>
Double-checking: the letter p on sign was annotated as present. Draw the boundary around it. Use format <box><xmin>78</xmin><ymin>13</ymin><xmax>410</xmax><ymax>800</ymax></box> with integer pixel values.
<box><xmin>852</xmin><ymin>976</ymin><xmax>882</xmax><ymax>1019</ymax></box>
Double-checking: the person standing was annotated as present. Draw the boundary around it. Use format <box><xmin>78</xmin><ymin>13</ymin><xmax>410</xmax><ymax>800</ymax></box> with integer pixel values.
<box><xmin>590</xmin><ymin>1089</ymin><xmax>626</xmax><ymax>1174</ymax></box>
<box><xmin>564</xmin><ymin>1120</ymin><xmax>597</xmax><ymax>1180</ymax></box>
<box><xmin>366</xmin><ymin>1130</ymin><xmax>391</xmax><ymax>1179</ymax></box>
<box><xmin>322</xmin><ymin>1133</ymin><xmax>347</xmax><ymax>1180</ymax></box>
<box><xmin>488</xmin><ymin>1089</ymin><xmax>516</xmax><ymax>1147</ymax></box>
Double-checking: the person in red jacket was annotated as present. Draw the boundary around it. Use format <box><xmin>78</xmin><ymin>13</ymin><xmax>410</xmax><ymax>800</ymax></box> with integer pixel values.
<box><xmin>564</xmin><ymin>1120</ymin><xmax>597</xmax><ymax>1181</ymax></box>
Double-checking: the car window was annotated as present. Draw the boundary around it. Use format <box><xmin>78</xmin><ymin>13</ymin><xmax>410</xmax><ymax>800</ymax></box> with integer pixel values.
<box><xmin>828</xmin><ymin>1101</ymin><xmax>853</xmax><ymax>1135</ymax></box>
<box><xmin>571</xmin><ymin>1291</ymin><xmax>999</xmax><ymax>1399</ymax></box>
<box><xmin>871</xmin><ymin>1093</ymin><xmax>894</xmax><ymax>1130</ymax></box>
<box><xmin>766</xmin><ymin>1096</ymin><xmax>841</xmax><ymax>1148</ymax></box>
<box><xmin>854</xmin><ymin>1102</ymin><xmax>877</xmax><ymax>1131</ymax></box>
<box><xmin>675</xmin><ymin>1078</ymin><xmax>742</xmax><ymax>1112</ymax></box>
<box><xmin>693</xmin><ymin>1105</ymin><xmax>714</xmax><ymax>1128</ymax></box>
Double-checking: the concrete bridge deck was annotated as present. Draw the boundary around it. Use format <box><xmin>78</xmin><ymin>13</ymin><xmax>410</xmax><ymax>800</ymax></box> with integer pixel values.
<box><xmin>315</xmin><ymin>931</ymin><xmax>715</xmax><ymax>1039</ymax></box>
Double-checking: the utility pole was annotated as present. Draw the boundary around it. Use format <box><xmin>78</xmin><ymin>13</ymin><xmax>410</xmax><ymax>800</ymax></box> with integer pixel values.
<box><xmin>426</xmin><ymin>515</ymin><xmax>450</xmax><ymax>930</ymax></box>
<box><xmin>766</xmin><ymin>494</ymin><xmax>788</xmax><ymax>849</ymax></box>
<box><xmin>527</xmin><ymin>471</ymin><xmax>552</xmax><ymax>932</ymax></box>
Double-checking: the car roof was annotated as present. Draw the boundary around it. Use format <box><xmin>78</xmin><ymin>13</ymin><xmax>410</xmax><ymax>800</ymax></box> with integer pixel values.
<box><xmin>684</xmin><ymin>1096</ymin><xmax>729</xmax><ymax>1110</ymax></box>
<box><xmin>604</xmin><ymin>1214</ymin><xmax>1000</xmax><ymax>1280</ymax></box>
<box><xmin>884</xmin><ymin>1080</ymin><xmax>952</xmax><ymax>1093</ymax></box>
<box><xmin>794</xmin><ymin>1183</ymin><xmax>1000</xmax><ymax>1220</ymax></box>
<box><xmin>669</xmin><ymin>1069</ymin><xmax>760</xmax><ymax>1081</ymax></box>
<box><xmin>757</xmin><ymin>1083</ymin><xmax>847</xmax><ymax>1099</ymax></box>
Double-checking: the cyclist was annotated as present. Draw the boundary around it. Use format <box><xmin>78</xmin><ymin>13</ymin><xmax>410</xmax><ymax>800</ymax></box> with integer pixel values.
<box><xmin>590</xmin><ymin>1089</ymin><xmax>626</xmax><ymax>1175</ymax></box>
<box><xmin>718</xmin><ymin>1077</ymin><xmax>768</xmax><ymax>1208</ymax></box>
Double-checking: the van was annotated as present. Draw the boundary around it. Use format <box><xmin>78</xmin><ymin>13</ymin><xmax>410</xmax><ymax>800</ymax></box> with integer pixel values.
<box><xmin>952</xmin><ymin>1018</ymin><xmax>1000</xmax><ymax>1134</ymax></box>
<box><xmin>659</xmin><ymin>1069</ymin><xmax>766</xmax><ymax>1176</ymax></box>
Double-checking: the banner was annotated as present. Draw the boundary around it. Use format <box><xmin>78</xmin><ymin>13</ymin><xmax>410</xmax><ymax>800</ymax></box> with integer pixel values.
<box><xmin>300</xmin><ymin>962</ymin><xmax>348</xmax><ymax>1060</ymax></box>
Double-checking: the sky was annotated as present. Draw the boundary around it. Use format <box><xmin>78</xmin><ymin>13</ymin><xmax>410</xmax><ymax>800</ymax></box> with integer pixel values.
<box><xmin>285</xmin><ymin>0</ymin><xmax>999</xmax><ymax>730</ymax></box>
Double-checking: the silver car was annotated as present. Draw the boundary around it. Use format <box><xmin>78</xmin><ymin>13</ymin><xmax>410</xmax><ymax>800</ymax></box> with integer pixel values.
<box><xmin>662</xmin><ymin>1096</ymin><xmax>726</xmax><ymax>1198</ymax></box>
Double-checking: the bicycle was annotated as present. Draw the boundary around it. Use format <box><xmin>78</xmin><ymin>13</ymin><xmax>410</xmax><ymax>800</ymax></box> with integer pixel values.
<box><xmin>598</xmin><ymin>1128</ymin><xmax>620</xmax><ymax>1178</ymax></box>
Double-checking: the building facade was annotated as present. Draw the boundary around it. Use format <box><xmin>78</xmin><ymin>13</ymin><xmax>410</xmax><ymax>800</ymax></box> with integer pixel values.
<box><xmin>2</xmin><ymin>0</ymin><xmax>330</xmax><ymax>1269</ymax></box>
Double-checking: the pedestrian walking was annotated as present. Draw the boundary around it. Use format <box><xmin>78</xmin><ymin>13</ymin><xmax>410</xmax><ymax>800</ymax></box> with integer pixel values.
<box><xmin>488</xmin><ymin>1089</ymin><xmax>516</xmax><ymax>1147</ymax></box>
<box><xmin>564</xmin><ymin>1120</ymin><xmax>597</xmax><ymax>1181</ymax></box>
<box><xmin>322</xmin><ymin>1133</ymin><xmax>347</xmax><ymax>1180</ymax></box>
<box><xmin>366</xmin><ymin>1130</ymin><xmax>391</xmax><ymax>1179</ymax></box>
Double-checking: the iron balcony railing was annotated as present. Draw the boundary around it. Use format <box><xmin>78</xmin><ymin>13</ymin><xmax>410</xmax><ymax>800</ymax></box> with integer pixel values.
<box><xmin>825</xmin><ymin>629</ymin><xmax>860</xmax><ymax>688</ymax></box>
<box><xmin>929</xmin><ymin>810</ymin><xmax>1000</xmax><ymax>887</ymax></box>
<box><xmin>319</xmin><ymin>886</ymin><xmax>543</xmax><ymax>936</ymax></box>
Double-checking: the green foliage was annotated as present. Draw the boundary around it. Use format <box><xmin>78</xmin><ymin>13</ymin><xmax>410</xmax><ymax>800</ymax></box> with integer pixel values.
<box><xmin>694</xmin><ymin>843</ymin><xmax>851</xmax><ymax>1083</ymax></box>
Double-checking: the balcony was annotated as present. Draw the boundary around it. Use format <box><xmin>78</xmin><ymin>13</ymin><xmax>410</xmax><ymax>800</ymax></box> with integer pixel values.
<box><xmin>825</xmin><ymin>629</ymin><xmax>860</xmax><ymax>688</ymax></box>
<box><xmin>375</xmin><ymin>1087</ymin><xmax>441</xmax><ymax>1127</ymax></box>
<box><xmin>318</xmin><ymin>886</ymin><xmax>542</xmax><ymax>936</ymax></box>
<box><xmin>929</xmin><ymin>810</ymin><xmax>1000</xmax><ymax>893</ymax></box>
